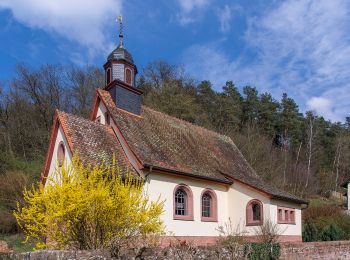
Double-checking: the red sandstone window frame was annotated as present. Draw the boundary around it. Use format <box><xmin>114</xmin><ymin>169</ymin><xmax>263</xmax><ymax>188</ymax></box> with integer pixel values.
<box><xmin>201</xmin><ymin>189</ymin><xmax>218</xmax><ymax>222</ymax></box>
<box><xmin>173</xmin><ymin>184</ymin><xmax>194</xmax><ymax>221</ymax></box>
<box><xmin>246</xmin><ymin>199</ymin><xmax>263</xmax><ymax>226</ymax></box>
<box><xmin>277</xmin><ymin>207</ymin><xmax>296</xmax><ymax>224</ymax></box>
<box><xmin>125</xmin><ymin>67</ymin><xmax>132</xmax><ymax>85</ymax></box>
<box><xmin>57</xmin><ymin>141</ymin><xmax>65</xmax><ymax>167</ymax></box>
<box><xmin>106</xmin><ymin>67</ymin><xmax>112</xmax><ymax>85</ymax></box>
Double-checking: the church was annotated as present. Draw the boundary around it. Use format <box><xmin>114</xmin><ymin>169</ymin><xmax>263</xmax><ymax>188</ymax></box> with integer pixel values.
<box><xmin>41</xmin><ymin>20</ymin><xmax>308</xmax><ymax>245</ymax></box>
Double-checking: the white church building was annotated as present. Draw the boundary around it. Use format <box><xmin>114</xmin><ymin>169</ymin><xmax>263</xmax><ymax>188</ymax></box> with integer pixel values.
<box><xmin>41</xmin><ymin>23</ymin><xmax>308</xmax><ymax>245</ymax></box>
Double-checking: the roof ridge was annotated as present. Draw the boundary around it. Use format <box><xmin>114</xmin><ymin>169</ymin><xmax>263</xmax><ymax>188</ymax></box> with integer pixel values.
<box><xmin>97</xmin><ymin>88</ymin><xmax>233</xmax><ymax>143</ymax></box>
<box><xmin>57</xmin><ymin>109</ymin><xmax>113</xmax><ymax>131</ymax></box>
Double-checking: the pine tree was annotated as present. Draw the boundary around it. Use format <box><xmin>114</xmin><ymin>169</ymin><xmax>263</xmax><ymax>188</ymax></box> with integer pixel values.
<box><xmin>258</xmin><ymin>92</ymin><xmax>280</xmax><ymax>137</ymax></box>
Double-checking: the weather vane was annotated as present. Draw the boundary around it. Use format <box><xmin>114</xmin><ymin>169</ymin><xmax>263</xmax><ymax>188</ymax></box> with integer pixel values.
<box><xmin>116</xmin><ymin>15</ymin><xmax>123</xmax><ymax>47</ymax></box>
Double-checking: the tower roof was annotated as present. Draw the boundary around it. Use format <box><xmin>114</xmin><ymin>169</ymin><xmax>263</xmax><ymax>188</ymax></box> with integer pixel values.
<box><xmin>107</xmin><ymin>45</ymin><xmax>134</xmax><ymax>64</ymax></box>
<box><xmin>107</xmin><ymin>16</ymin><xmax>135</xmax><ymax>65</ymax></box>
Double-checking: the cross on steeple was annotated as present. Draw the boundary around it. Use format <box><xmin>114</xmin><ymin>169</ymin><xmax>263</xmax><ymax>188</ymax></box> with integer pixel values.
<box><xmin>117</xmin><ymin>15</ymin><xmax>123</xmax><ymax>48</ymax></box>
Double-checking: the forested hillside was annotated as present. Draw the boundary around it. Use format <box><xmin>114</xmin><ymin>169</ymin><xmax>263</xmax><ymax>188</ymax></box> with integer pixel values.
<box><xmin>1</xmin><ymin>61</ymin><xmax>350</xmax><ymax>234</ymax></box>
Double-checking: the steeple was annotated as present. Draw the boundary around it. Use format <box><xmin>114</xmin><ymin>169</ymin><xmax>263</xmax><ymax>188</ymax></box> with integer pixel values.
<box><xmin>103</xmin><ymin>17</ymin><xmax>142</xmax><ymax>115</ymax></box>
<box><xmin>104</xmin><ymin>16</ymin><xmax>138</xmax><ymax>87</ymax></box>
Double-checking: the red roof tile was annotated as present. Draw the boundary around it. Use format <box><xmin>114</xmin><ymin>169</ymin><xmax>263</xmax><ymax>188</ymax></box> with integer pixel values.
<box><xmin>97</xmin><ymin>89</ymin><xmax>307</xmax><ymax>204</ymax></box>
<box><xmin>58</xmin><ymin>110</ymin><xmax>138</xmax><ymax>177</ymax></box>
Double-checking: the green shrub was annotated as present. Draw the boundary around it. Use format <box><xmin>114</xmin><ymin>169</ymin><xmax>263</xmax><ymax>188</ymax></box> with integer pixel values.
<box><xmin>303</xmin><ymin>204</ymin><xmax>350</xmax><ymax>241</ymax></box>
<box><xmin>334</xmin><ymin>215</ymin><xmax>350</xmax><ymax>240</ymax></box>
<box><xmin>319</xmin><ymin>223</ymin><xmax>344</xmax><ymax>241</ymax></box>
<box><xmin>303</xmin><ymin>219</ymin><xmax>318</xmax><ymax>242</ymax></box>
<box><xmin>244</xmin><ymin>243</ymin><xmax>280</xmax><ymax>260</ymax></box>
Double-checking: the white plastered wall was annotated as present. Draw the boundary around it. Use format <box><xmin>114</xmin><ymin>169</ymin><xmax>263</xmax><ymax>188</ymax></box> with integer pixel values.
<box><xmin>145</xmin><ymin>172</ymin><xmax>302</xmax><ymax>237</ymax></box>
<box><xmin>269</xmin><ymin>199</ymin><xmax>302</xmax><ymax>236</ymax></box>
<box><xmin>144</xmin><ymin>172</ymin><xmax>228</xmax><ymax>236</ymax></box>
<box><xmin>96</xmin><ymin>101</ymin><xmax>108</xmax><ymax>124</ymax></box>
<box><xmin>96</xmin><ymin>101</ymin><xmax>118</xmax><ymax>131</ymax></box>
<box><xmin>227</xmin><ymin>182</ymin><xmax>270</xmax><ymax>235</ymax></box>
<box><xmin>220</xmin><ymin>182</ymin><xmax>301</xmax><ymax>236</ymax></box>
<box><xmin>46</xmin><ymin>125</ymin><xmax>72</xmax><ymax>186</ymax></box>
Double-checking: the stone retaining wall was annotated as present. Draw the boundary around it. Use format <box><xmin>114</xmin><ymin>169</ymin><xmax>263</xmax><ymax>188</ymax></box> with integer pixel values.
<box><xmin>2</xmin><ymin>241</ymin><xmax>350</xmax><ymax>259</ymax></box>
<box><xmin>281</xmin><ymin>240</ymin><xmax>350</xmax><ymax>259</ymax></box>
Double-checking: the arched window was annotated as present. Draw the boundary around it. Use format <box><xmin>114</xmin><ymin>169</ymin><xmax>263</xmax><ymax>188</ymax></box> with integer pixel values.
<box><xmin>175</xmin><ymin>189</ymin><xmax>187</xmax><ymax>216</ymax></box>
<box><xmin>173</xmin><ymin>184</ymin><xmax>193</xmax><ymax>220</ymax></box>
<box><xmin>246</xmin><ymin>199</ymin><xmax>263</xmax><ymax>226</ymax></box>
<box><xmin>106</xmin><ymin>68</ymin><xmax>112</xmax><ymax>85</ymax></box>
<box><xmin>202</xmin><ymin>193</ymin><xmax>211</xmax><ymax>217</ymax></box>
<box><xmin>57</xmin><ymin>141</ymin><xmax>65</xmax><ymax>167</ymax></box>
<box><xmin>201</xmin><ymin>189</ymin><xmax>218</xmax><ymax>222</ymax></box>
<box><xmin>252</xmin><ymin>203</ymin><xmax>261</xmax><ymax>221</ymax></box>
<box><xmin>125</xmin><ymin>68</ymin><xmax>132</xmax><ymax>85</ymax></box>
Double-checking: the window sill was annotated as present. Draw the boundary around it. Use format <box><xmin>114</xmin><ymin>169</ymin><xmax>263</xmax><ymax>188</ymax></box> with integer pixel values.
<box><xmin>246</xmin><ymin>221</ymin><xmax>263</xmax><ymax>226</ymax></box>
<box><xmin>278</xmin><ymin>221</ymin><xmax>296</xmax><ymax>225</ymax></box>
<box><xmin>174</xmin><ymin>215</ymin><xmax>194</xmax><ymax>221</ymax></box>
<box><xmin>201</xmin><ymin>217</ymin><xmax>218</xmax><ymax>222</ymax></box>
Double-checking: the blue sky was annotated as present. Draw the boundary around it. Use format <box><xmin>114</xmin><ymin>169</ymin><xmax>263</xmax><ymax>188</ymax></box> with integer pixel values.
<box><xmin>0</xmin><ymin>0</ymin><xmax>349</xmax><ymax>122</ymax></box>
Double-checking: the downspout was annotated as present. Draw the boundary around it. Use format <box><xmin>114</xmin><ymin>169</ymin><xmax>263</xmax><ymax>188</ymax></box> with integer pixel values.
<box><xmin>144</xmin><ymin>165</ymin><xmax>153</xmax><ymax>182</ymax></box>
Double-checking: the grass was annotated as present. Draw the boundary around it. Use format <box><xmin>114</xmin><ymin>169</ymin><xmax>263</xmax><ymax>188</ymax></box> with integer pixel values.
<box><xmin>9</xmin><ymin>158</ymin><xmax>43</xmax><ymax>181</ymax></box>
<box><xmin>0</xmin><ymin>233</ymin><xmax>35</xmax><ymax>253</ymax></box>
<box><xmin>308</xmin><ymin>197</ymin><xmax>342</xmax><ymax>207</ymax></box>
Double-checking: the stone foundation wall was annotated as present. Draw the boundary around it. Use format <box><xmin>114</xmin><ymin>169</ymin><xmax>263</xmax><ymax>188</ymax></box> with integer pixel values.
<box><xmin>281</xmin><ymin>240</ymin><xmax>350</xmax><ymax>260</ymax></box>
<box><xmin>2</xmin><ymin>241</ymin><xmax>350</xmax><ymax>259</ymax></box>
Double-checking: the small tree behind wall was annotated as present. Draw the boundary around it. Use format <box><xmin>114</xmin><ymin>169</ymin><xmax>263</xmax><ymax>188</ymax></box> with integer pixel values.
<box><xmin>14</xmin><ymin>156</ymin><xmax>165</xmax><ymax>251</ymax></box>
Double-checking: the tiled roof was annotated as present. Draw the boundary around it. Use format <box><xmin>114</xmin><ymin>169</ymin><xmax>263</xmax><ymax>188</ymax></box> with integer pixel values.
<box><xmin>58</xmin><ymin>111</ymin><xmax>138</xmax><ymax>177</ymax></box>
<box><xmin>97</xmin><ymin>89</ymin><xmax>307</xmax><ymax>204</ymax></box>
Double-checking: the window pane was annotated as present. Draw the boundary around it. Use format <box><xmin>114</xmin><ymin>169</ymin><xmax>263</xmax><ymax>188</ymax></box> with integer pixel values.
<box><xmin>290</xmin><ymin>210</ymin><xmax>295</xmax><ymax>222</ymax></box>
<box><xmin>278</xmin><ymin>208</ymin><xmax>282</xmax><ymax>221</ymax></box>
<box><xmin>284</xmin><ymin>210</ymin><xmax>289</xmax><ymax>221</ymax></box>
<box><xmin>175</xmin><ymin>189</ymin><xmax>187</xmax><ymax>216</ymax></box>
<box><xmin>252</xmin><ymin>203</ymin><xmax>261</xmax><ymax>221</ymax></box>
<box><xmin>202</xmin><ymin>193</ymin><xmax>212</xmax><ymax>217</ymax></box>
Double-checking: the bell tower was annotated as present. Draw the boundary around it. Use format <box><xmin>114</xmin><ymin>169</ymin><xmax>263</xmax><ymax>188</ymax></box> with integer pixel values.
<box><xmin>103</xmin><ymin>16</ymin><xmax>138</xmax><ymax>87</ymax></box>
<box><xmin>103</xmin><ymin>16</ymin><xmax>142</xmax><ymax>115</ymax></box>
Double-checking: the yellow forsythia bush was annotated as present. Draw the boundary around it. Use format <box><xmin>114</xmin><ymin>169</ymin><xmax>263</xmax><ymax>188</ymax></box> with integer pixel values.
<box><xmin>14</xmin><ymin>156</ymin><xmax>164</xmax><ymax>250</ymax></box>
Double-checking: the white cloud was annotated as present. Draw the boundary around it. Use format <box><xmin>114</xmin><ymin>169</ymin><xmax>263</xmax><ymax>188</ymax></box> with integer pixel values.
<box><xmin>182</xmin><ymin>0</ymin><xmax>350</xmax><ymax>122</ymax></box>
<box><xmin>0</xmin><ymin>0</ymin><xmax>122</xmax><ymax>59</ymax></box>
<box><xmin>182</xmin><ymin>42</ymin><xmax>236</xmax><ymax>86</ymax></box>
<box><xmin>176</xmin><ymin>0</ymin><xmax>209</xmax><ymax>25</ymax></box>
<box><xmin>307</xmin><ymin>97</ymin><xmax>341</xmax><ymax>121</ymax></box>
<box><xmin>217</xmin><ymin>5</ymin><xmax>234</xmax><ymax>33</ymax></box>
